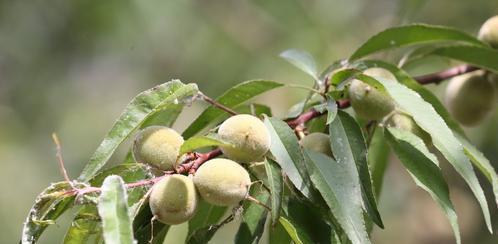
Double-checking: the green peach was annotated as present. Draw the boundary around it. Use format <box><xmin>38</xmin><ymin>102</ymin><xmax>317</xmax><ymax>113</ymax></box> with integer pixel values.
<box><xmin>193</xmin><ymin>158</ymin><xmax>251</xmax><ymax>206</ymax></box>
<box><xmin>478</xmin><ymin>16</ymin><xmax>498</xmax><ymax>48</ymax></box>
<box><xmin>386</xmin><ymin>113</ymin><xmax>432</xmax><ymax>145</ymax></box>
<box><xmin>300</xmin><ymin>132</ymin><xmax>333</xmax><ymax>157</ymax></box>
<box><xmin>133</xmin><ymin>126</ymin><xmax>184</xmax><ymax>170</ymax></box>
<box><xmin>348</xmin><ymin>79</ymin><xmax>395</xmax><ymax>120</ymax></box>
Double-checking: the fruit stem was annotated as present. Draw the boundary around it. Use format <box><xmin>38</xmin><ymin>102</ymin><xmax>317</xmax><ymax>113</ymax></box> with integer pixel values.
<box><xmin>246</xmin><ymin>195</ymin><xmax>271</xmax><ymax>211</ymax></box>
<box><xmin>52</xmin><ymin>133</ymin><xmax>74</xmax><ymax>188</ymax></box>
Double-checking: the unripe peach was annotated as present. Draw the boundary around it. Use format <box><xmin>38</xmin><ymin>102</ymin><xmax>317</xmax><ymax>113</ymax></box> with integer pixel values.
<box><xmin>386</xmin><ymin>113</ymin><xmax>432</xmax><ymax>145</ymax></box>
<box><xmin>445</xmin><ymin>71</ymin><xmax>495</xmax><ymax>126</ymax></box>
<box><xmin>300</xmin><ymin>132</ymin><xmax>333</xmax><ymax>157</ymax></box>
<box><xmin>133</xmin><ymin>126</ymin><xmax>184</xmax><ymax>170</ymax></box>
<box><xmin>478</xmin><ymin>16</ymin><xmax>498</xmax><ymax>48</ymax></box>
<box><xmin>149</xmin><ymin>174</ymin><xmax>198</xmax><ymax>225</ymax></box>
<box><xmin>193</xmin><ymin>158</ymin><xmax>251</xmax><ymax>206</ymax></box>
<box><xmin>348</xmin><ymin>79</ymin><xmax>395</xmax><ymax>120</ymax></box>
<box><xmin>218</xmin><ymin>114</ymin><xmax>270</xmax><ymax>163</ymax></box>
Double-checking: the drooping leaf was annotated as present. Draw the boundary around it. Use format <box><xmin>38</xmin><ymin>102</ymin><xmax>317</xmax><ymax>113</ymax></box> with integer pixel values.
<box><xmin>429</xmin><ymin>45</ymin><xmax>498</xmax><ymax>73</ymax></box>
<box><xmin>349</xmin><ymin>24</ymin><xmax>485</xmax><ymax>60</ymax></box>
<box><xmin>385</xmin><ymin>128</ymin><xmax>461</xmax><ymax>244</ymax></box>
<box><xmin>187</xmin><ymin>200</ymin><xmax>227</xmax><ymax>238</ymax></box>
<box><xmin>234</xmin><ymin>185</ymin><xmax>270</xmax><ymax>244</ymax></box>
<box><xmin>353</xmin><ymin>60</ymin><xmax>465</xmax><ymax>136</ymax></box>
<box><xmin>457</xmin><ymin>134</ymin><xmax>498</xmax><ymax>208</ymax></box>
<box><xmin>265</xmin><ymin>158</ymin><xmax>283</xmax><ymax>225</ymax></box>
<box><xmin>21</xmin><ymin>182</ymin><xmax>75</xmax><ymax>244</ymax></box>
<box><xmin>278</xmin><ymin>217</ymin><xmax>313</xmax><ymax>244</ymax></box>
<box><xmin>328</xmin><ymin>111</ymin><xmax>383</xmax><ymax>228</ymax></box>
<box><xmin>183</xmin><ymin>80</ymin><xmax>283</xmax><ymax>138</ymax></box>
<box><xmin>140</xmin><ymin>104</ymin><xmax>184</xmax><ymax>128</ymax></box>
<box><xmin>373</xmin><ymin>77</ymin><xmax>492</xmax><ymax>232</ymax></box>
<box><xmin>305</xmin><ymin>150</ymin><xmax>370</xmax><ymax>244</ymax></box>
<box><xmin>280</xmin><ymin>49</ymin><xmax>319</xmax><ymax>80</ymax></box>
<box><xmin>97</xmin><ymin>175</ymin><xmax>135</xmax><ymax>244</ymax></box>
<box><xmin>64</xmin><ymin>164</ymin><xmax>151</xmax><ymax>243</ymax></box>
<box><xmin>269</xmin><ymin>220</ymin><xmax>292</xmax><ymax>244</ymax></box>
<box><xmin>263</xmin><ymin>116</ymin><xmax>314</xmax><ymax>199</ymax></box>
<box><xmin>368</xmin><ymin>129</ymin><xmax>391</xmax><ymax>197</ymax></box>
<box><xmin>78</xmin><ymin>80</ymin><xmax>198</xmax><ymax>182</ymax></box>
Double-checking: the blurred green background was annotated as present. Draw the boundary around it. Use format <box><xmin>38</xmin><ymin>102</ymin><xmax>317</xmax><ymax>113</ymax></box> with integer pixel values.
<box><xmin>2</xmin><ymin>0</ymin><xmax>498</xmax><ymax>243</ymax></box>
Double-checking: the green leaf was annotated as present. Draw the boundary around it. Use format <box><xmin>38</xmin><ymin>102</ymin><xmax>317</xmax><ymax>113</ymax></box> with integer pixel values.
<box><xmin>133</xmin><ymin>203</ymin><xmax>169</xmax><ymax>244</ymax></box>
<box><xmin>263</xmin><ymin>116</ymin><xmax>314</xmax><ymax>199</ymax></box>
<box><xmin>234</xmin><ymin>185</ymin><xmax>270</xmax><ymax>244</ymax></box>
<box><xmin>280</xmin><ymin>49</ymin><xmax>318</xmax><ymax>80</ymax></box>
<box><xmin>64</xmin><ymin>164</ymin><xmax>151</xmax><ymax>243</ymax></box>
<box><xmin>456</xmin><ymin>134</ymin><xmax>498</xmax><ymax>208</ymax></box>
<box><xmin>354</xmin><ymin>60</ymin><xmax>465</xmax><ymax>136</ymax></box>
<box><xmin>278</xmin><ymin>217</ymin><xmax>313</xmax><ymax>244</ymax></box>
<box><xmin>140</xmin><ymin>104</ymin><xmax>184</xmax><ymax>128</ymax></box>
<box><xmin>21</xmin><ymin>182</ymin><xmax>75</xmax><ymax>244</ymax></box>
<box><xmin>325</xmin><ymin>97</ymin><xmax>338</xmax><ymax>125</ymax></box>
<box><xmin>374</xmin><ymin>77</ymin><xmax>492</xmax><ymax>232</ymax></box>
<box><xmin>385</xmin><ymin>128</ymin><xmax>461</xmax><ymax>244</ymax></box>
<box><xmin>269</xmin><ymin>220</ymin><xmax>292</xmax><ymax>244</ymax></box>
<box><xmin>328</xmin><ymin>111</ymin><xmax>383</xmax><ymax>228</ymax></box>
<box><xmin>179</xmin><ymin>135</ymin><xmax>230</xmax><ymax>155</ymax></box>
<box><xmin>182</xmin><ymin>80</ymin><xmax>283</xmax><ymax>138</ymax></box>
<box><xmin>265</xmin><ymin>158</ymin><xmax>283</xmax><ymax>225</ymax></box>
<box><xmin>187</xmin><ymin>200</ymin><xmax>227</xmax><ymax>238</ymax></box>
<box><xmin>97</xmin><ymin>175</ymin><xmax>135</xmax><ymax>244</ymax></box>
<box><xmin>429</xmin><ymin>45</ymin><xmax>498</xmax><ymax>73</ymax></box>
<box><xmin>350</xmin><ymin>24</ymin><xmax>485</xmax><ymax>60</ymax></box>
<box><xmin>305</xmin><ymin>150</ymin><xmax>370</xmax><ymax>244</ymax></box>
<box><xmin>78</xmin><ymin>80</ymin><xmax>198</xmax><ymax>182</ymax></box>
<box><xmin>368</xmin><ymin>129</ymin><xmax>390</xmax><ymax>198</ymax></box>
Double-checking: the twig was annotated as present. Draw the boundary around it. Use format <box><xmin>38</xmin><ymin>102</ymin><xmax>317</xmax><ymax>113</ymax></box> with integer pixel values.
<box><xmin>52</xmin><ymin>133</ymin><xmax>73</xmax><ymax>186</ymax></box>
<box><xmin>415</xmin><ymin>65</ymin><xmax>479</xmax><ymax>85</ymax></box>
<box><xmin>246</xmin><ymin>195</ymin><xmax>271</xmax><ymax>211</ymax></box>
<box><xmin>199</xmin><ymin>92</ymin><xmax>238</xmax><ymax>116</ymax></box>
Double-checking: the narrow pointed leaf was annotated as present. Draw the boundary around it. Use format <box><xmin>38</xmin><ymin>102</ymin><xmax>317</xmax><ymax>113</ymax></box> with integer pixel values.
<box><xmin>350</xmin><ymin>24</ymin><xmax>485</xmax><ymax>60</ymax></box>
<box><xmin>278</xmin><ymin>217</ymin><xmax>313</xmax><ymax>244</ymax></box>
<box><xmin>98</xmin><ymin>175</ymin><xmax>135</xmax><ymax>244</ymax></box>
<box><xmin>305</xmin><ymin>150</ymin><xmax>370</xmax><ymax>244</ymax></box>
<box><xmin>187</xmin><ymin>200</ymin><xmax>227</xmax><ymax>238</ymax></box>
<box><xmin>280</xmin><ymin>49</ymin><xmax>318</xmax><ymax>80</ymax></box>
<box><xmin>183</xmin><ymin>80</ymin><xmax>283</xmax><ymax>138</ymax></box>
<box><xmin>386</xmin><ymin>128</ymin><xmax>461</xmax><ymax>244</ymax></box>
<box><xmin>133</xmin><ymin>203</ymin><xmax>169</xmax><ymax>244</ymax></box>
<box><xmin>429</xmin><ymin>45</ymin><xmax>498</xmax><ymax>73</ymax></box>
<box><xmin>235</xmin><ymin>185</ymin><xmax>270</xmax><ymax>244</ymax></box>
<box><xmin>372</xmin><ymin>77</ymin><xmax>492</xmax><ymax>232</ymax></box>
<box><xmin>263</xmin><ymin>116</ymin><xmax>314</xmax><ymax>199</ymax></box>
<box><xmin>265</xmin><ymin>158</ymin><xmax>283</xmax><ymax>225</ymax></box>
<box><xmin>269</xmin><ymin>220</ymin><xmax>292</xmax><ymax>244</ymax></box>
<box><xmin>325</xmin><ymin>97</ymin><xmax>338</xmax><ymax>124</ymax></box>
<box><xmin>368</xmin><ymin>129</ymin><xmax>391</xmax><ymax>197</ymax></box>
<box><xmin>78</xmin><ymin>80</ymin><xmax>198</xmax><ymax>182</ymax></box>
<box><xmin>456</xmin><ymin>134</ymin><xmax>498</xmax><ymax>208</ymax></box>
<box><xmin>179</xmin><ymin>135</ymin><xmax>230</xmax><ymax>155</ymax></box>
<box><xmin>328</xmin><ymin>111</ymin><xmax>383</xmax><ymax>228</ymax></box>
<box><xmin>21</xmin><ymin>182</ymin><xmax>75</xmax><ymax>244</ymax></box>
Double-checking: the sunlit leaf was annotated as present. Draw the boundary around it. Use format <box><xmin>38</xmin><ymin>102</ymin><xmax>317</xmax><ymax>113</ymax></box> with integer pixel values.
<box><xmin>78</xmin><ymin>80</ymin><xmax>198</xmax><ymax>182</ymax></box>
<box><xmin>280</xmin><ymin>49</ymin><xmax>319</xmax><ymax>80</ymax></box>
<box><xmin>350</xmin><ymin>24</ymin><xmax>485</xmax><ymax>60</ymax></box>
<box><xmin>386</xmin><ymin>128</ymin><xmax>460</xmax><ymax>244</ymax></box>
<box><xmin>97</xmin><ymin>175</ymin><xmax>135</xmax><ymax>244</ymax></box>
<box><xmin>429</xmin><ymin>45</ymin><xmax>498</xmax><ymax>73</ymax></box>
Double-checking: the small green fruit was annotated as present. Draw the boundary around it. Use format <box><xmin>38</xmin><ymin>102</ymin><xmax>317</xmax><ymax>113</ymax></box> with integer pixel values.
<box><xmin>445</xmin><ymin>71</ymin><xmax>496</xmax><ymax>126</ymax></box>
<box><xmin>149</xmin><ymin>174</ymin><xmax>198</xmax><ymax>225</ymax></box>
<box><xmin>133</xmin><ymin>126</ymin><xmax>184</xmax><ymax>170</ymax></box>
<box><xmin>386</xmin><ymin>113</ymin><xmax>432</xmax><ymax>145</ymax></box>
<box><xmin>348</xmin><ymin>79</ymin><xmax>395</xmax><ymax>120</ymax></box>
<box><xmin>300</xmin><ymin>132</ymin><xmax>333</xmax><ymax>157</ymax></box>
<box><xmin>363</xmin><ymin>67</ymin><xmax>396</xmax><ymax>81</ymax></box>
<box><xmin>193</xmin><ymin>158</ymin><xmax>251</xmax><ymax>206</ymax></box>
<box><xmin>478</xmin><ymin>16</ymin><xmax>498</xmax><ymax>48</ymax></box>
<box><xmin>218</xmin><ymin>114</ymin><xmax>270</xmax><ymax>163</ymax></box>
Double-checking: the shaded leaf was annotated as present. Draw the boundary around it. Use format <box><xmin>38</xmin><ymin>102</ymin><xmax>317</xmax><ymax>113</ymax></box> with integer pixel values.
<box><xmin>305</xmin><ymin>150</ymin><xmax>370</xmax><ymax>244</ymax></box>
<box><xmin>280</xmin><ymin>49</ymin><xmax>318</xmax><ymax>80</ymax></box>
<box><xmin>269</xmin><ymin>220</ymin><xmax>292</xmax><ymax>244</ymax></box>
<box><xmin>368</xmin><ymin>129</ymin><xmax>390</xmax><ymax>197</ymax></box>
<box><xmin>98</xmin><ymin>175</ymin><xmax>135</xmax><ymax>244</ymax></box>
<box><xmin>373</xmin><ymin>77</ymin><xmax>492</xmax><ymax>232</ymax></box>
<box><xmin>350</xmin><ymin>24</ymin><xmax>485</xmax><ymax>60</ymax></box>
<box><xmin>265</xmin><ymin>158</ymin><xmax>283</xmax><ymax>225</ymax></box>
<box><xmin>328</xmin><ymin>111</ymin><xmax>383</xmax><ymax>228</ymax></box>
<box><xmin>429</xmin><ymin>45</ymin><xmax>498</xmax><ymax>73</ymax></box>
<box><xmin>78</xmin><ymin>80</ymin><xmax>198</xmax><ymax>182</ymax></box>
<box><xmin>386</xmin><ymin>128</ymin><xmax>460</xmax><ymax>244</ymax></box>
<box><xmin>234</xmin><ymin>185</ymin><xmax>270</xmax><ymax>244</ymax></box>
<box><xmin>278</xmin><ymin>217</ymin><xmax>313</xmax><ymax>244</ymax></box>
<box><xmin>187</xmin><ymin>200</ymin><xmax>227</xmax><ymax>238</ymax></box>
<box><xmin>183</xmin><ymin>80</ymin><xmax>283</xmax><ymax>138</ymax></box>
<box><xmin>133</xmin><ymin>203</ymin><xmax>169</xmax><ymax>244</ymax></box>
